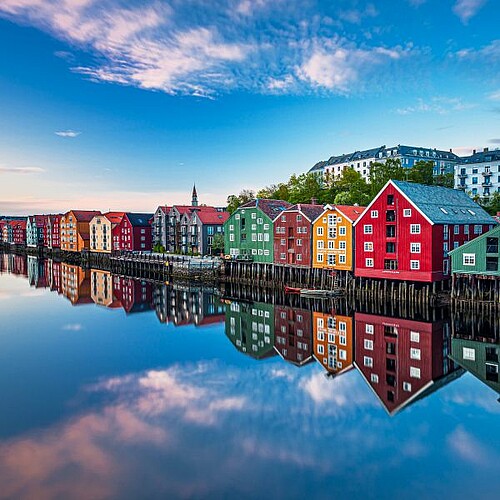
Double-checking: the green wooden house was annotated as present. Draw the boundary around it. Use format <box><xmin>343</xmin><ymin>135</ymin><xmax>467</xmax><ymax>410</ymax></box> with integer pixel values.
<box><xmin>224</xmin><ymin>199</ymin><xmax>291</xmax><ymax>263</ymax></box>
<box><xmin>449</xmin><ymin>225</ymin><xmax>500</xmax><ymax>275</ymax></box>
<box><xmin>225</xmin><ymin>300</ymin><xmax>276</xmax><ymax>359</ymax></box>
<box><xmin>450</xmin><ymin>338</ymin><xmax>500</xmax><ymax>396</ymax></box>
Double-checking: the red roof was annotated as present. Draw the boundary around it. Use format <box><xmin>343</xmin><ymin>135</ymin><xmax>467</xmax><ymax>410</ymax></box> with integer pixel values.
<box><xmin>196</xmin><ymin>210</ymin><xmax>229</xmax><ymax>224</ymax></box>
<box><xmin>70</xmin><ymin>210</ymin><xmax>102</xmax><ymax>222</ymax></box>
<box><xmin>334</xmin><ymin>205</ymin><xmax>366</xmax><ymax>222</ymax></box>
<box><xmin>104</xmin><ymin>212</ymin><xmax>125</xmax><ymax>225</ymax></box>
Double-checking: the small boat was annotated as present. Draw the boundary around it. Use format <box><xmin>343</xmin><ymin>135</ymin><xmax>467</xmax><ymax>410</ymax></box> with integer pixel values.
<box><xmin>284</xmin><ymin>286</ymin><xmax>301</xmax><ymax>294</ymax></box>
<box><xmin>299</xmin><ymin>288</ymin><xmax>345</xmax><ymax>297</ymax></box>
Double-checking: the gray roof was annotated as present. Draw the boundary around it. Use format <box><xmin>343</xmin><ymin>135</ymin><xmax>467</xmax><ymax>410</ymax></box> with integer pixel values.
<box><xmin>392</xmin><ymin>180</ymin><xmax>497</xmax><ymax>224</ymax></box>
<box><xmin>457</xmin><ymin>149</ymin><xmax>500</xmax><ymax>165</ymax></box>
<box><xmin>126</xmin><ymin>213</ymin><xmax>153</xmax><ymax>226</ymax></box>
<box><xmin>240</xmin><ymin>199</ymin><xmax>292</xmax><ymax>219</ymax></box>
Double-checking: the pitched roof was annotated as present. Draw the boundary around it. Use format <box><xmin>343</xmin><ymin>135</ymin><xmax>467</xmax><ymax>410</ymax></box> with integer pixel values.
<box><xmin>391</xmin><ymin>180</ymin><xmax>496</xmax><ymax>225</ymax></box>
<box><xmin>287</xmin><ymin>203</ymin><xmax>324</xmax><ymax>222</ymax></box>
<box><xmin>457</xmin><ymin>149</ymin><xmax>500</xmax><ymax>165</ymax></box>
<box><xmin>125</xmin><ymin>213</ymin><xmax>153</xmax><ymax>227</ymax></box>
<box><xmin>104</xmin><ymin>212</ymin><xmax>125</xmax><ymax>225</ymax></box>
<box><xmin>196</xmin><ymin>210</ymin><xmax>229</xmax><ymax>224</ymax></box>
<box><xmin>240</xmin><ymin>199</ymin><xmax>292</xmax><ymax>219</ymax></box>
<box><xmin>71</xmin><ymin>210</ymin><xmax>102</xmax><ymax>222</ymax></box>
<box><xmin>335</xmin><ymin>205</ymin><xmax>366</xmax><ymax>222</ymax></box>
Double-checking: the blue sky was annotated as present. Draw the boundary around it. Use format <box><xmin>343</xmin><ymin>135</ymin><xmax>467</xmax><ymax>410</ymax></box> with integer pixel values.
<box><xmin>0</xmin><ymin>0</ymin><xmax>499</xmax><ymax>214</ymax></box>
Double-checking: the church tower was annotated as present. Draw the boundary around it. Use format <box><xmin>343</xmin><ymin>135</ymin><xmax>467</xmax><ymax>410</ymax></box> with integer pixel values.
<box><xmin>191</xmin><ymin>184</ymin><xmax>199</xmax><ymax>207</ymax></box>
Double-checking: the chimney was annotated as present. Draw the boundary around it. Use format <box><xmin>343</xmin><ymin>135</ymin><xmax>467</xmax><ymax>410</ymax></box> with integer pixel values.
<box><xmin>311</xmin><ymin>197</ymin><xmax>318</xmax><ymax>205</ymax></box>
<box><xmin>449</xmin><ymin>148</ymin><xmax>453</xmax><ymax>153</ymax></box>
<box><xmin>484</xmin><ymin>147</ymin><xmax>489</xmax><ymax>153</ymax></box>
<box><xmin>473</xmin><ymin>149</ymin><xmax>476</xmax><ymax>154</ymax></box>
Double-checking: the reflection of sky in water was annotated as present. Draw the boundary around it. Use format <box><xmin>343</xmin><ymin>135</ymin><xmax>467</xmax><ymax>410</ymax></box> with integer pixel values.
<box><xmin>0</xmin><ymin>272</ymin><xmax>499</xmax><ymax>499</ymax></box>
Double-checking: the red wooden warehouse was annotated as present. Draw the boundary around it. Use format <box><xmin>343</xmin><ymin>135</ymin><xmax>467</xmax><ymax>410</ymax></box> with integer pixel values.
<box><xmin>116</xmin><ymin>213</ymin><xmax>153</xmax><ymax>252</ymax></box>
<box><xmin>354</xmin><ymin>180</ymin><xmax>496</xmax><ymax>282</ymax></box>
<box><xmin>273</xmin><ymin>203</ymin><xmax>324</xmax><ymax>267</ymax></box>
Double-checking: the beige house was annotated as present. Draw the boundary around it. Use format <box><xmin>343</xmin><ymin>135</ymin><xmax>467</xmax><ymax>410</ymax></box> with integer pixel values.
<box><xmin>89</xmin><ymin>212</ymin><xmax>124</xmax><ymax>253</ymax></box>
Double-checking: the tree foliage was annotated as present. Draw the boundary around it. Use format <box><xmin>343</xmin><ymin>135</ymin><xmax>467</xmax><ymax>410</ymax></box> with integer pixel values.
<box><xmin>211</xmin><ymin>233</ymin><xmax>225</xmax><ymax>255</ymax></box>
<box><xmin>226</xmin><ymin>189</ymin><xmax>255</xmax><ymax>213</ymax></box>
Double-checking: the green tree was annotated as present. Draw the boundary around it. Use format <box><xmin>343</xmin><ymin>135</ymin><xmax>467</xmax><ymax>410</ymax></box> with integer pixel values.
<box><xmin>226</xmin><ymin>189</ymin><xmax>255</xmax><ymax>213</ymax></box>
<box><xmin>211</xmin><ymin>233</ymin><xmax>225</xmax><ymax>255</ymax></box>
<box><xmin>408</xmin><ymin>160</ymin><xmax>434</xmax><ymax>185</ymax></box>
<box><xmin>482</xmin><ymin>192</ymin><xmax>500</xmax><ymax>215</ymax></box>
<box><xmin>369</xmin><ymin>159</ymin><xmax>406</xmax><ymax>196</ymax></box>
<box><xmin>332</xmin><ymin>168</ymin><xmax>371</xmax><ymax>206</ymax></box>
<box><xmin>434</xmin><ymin>172</ymin><xmax>454</xmax><ymax>188</ymax></box>
<box><xmin>287</xmin><ymin>173</ymin><xmax>324</xmax><ymax>204</ymax></box>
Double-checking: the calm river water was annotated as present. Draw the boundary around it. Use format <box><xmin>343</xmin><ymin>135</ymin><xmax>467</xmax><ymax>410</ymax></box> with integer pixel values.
<box><xmin>0</xmin><ymin>254</ymin><xmax>499</xmax><ymax>499</ymax></box>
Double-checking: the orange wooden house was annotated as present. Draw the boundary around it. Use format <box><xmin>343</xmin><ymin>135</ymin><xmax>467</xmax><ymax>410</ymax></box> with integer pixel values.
<box><xmin>312</xmin><ymin>311</ymin><xmax>354</xmax><ymax>376</ymax></box>
<box><xmin>61</xmin><ymin>210</ymin><xmax>101</xmax><ymax>252</ymax></box>
<box><xmin>312</xmin><ymin>205</ymin><xmax>365</xmax><ymax>272</ymax></box>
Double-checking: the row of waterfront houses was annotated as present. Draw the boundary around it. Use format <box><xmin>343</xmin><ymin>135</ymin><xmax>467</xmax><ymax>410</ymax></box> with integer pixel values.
<box><xmin>0</xmin><ymin>186</ymin><xmax>231</xmax><ymax>256</ymax></box>
<box><xmin>310</xmin><ymin>144</ymin><xmax>500</xmax><ymax>203</ymax></box>
<box><xmin>224</xmin><ymin>180</ymin><xmax>499</xmax><ymax>283</ymax></box>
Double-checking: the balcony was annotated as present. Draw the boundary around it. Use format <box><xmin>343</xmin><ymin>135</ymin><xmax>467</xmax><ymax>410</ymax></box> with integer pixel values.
<box><xmin>458</xmin><ymin>172</ymin><xmax>467</xmax><ymax>179</ymax></box>
<box><xmin>482</xmin><ymin>171</ymin><xmax>492</xmax><ymax>177</ymax></box>
<box><xmin>482</xmin><ymin>181</ymin><xmax>492</xmax><ymax>187</ymax></box>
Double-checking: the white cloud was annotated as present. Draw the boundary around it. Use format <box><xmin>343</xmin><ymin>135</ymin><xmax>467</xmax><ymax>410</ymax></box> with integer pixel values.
<box><xmin>0</xmin><ymin>166</ymin><xmax>45</xmax><ymax>174</ymax></box>
<box><xmin>447</xmin><ymin>426</ymin><xmax>497</xmax><ymax>465</ymax></box>
<box><xmin>338</xmin><ymin>4</ymin><xmax>378</xmax><ymax>24</ymax></box>
<box><xmin>62</xmin><ymin>323</ymin><xmax>84</xmax><ymax>331</ymax></box>
<box><xmin>55</xmin><ymin>130</ymin><xmax>81</xmax><ymax>138</ymax></box>
<box><xmin>453</xmin><ymin>0</ymin><xmax>487</xmax><ymax>24</ymax></box>
<box><xmin>488</xmin><ymin>89</ymin><xmax>500</xmax><ymax>101</ymax></box>
<box><xmin>396</xmin><ymin>96</ymin><xmax>474</xmax><ymax>115</ymax></box>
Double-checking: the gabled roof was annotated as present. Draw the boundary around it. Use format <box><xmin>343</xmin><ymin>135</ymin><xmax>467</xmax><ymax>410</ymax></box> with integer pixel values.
<box><xmin>391</xmin><ymin>180</ymin><xmax>496</xmax><ymax>225</ymax></box>
<box><xmin>103</xmin><ymin>212</ymin><xmax>125</xmax><ymax>225</ymax></box>
<box><xmin>239</xmin><ymin>199</ymin><xmax>292</xmax><ymax>220</ymax></box>
<box><xmin>335</xmin><ymin>205</ymin><xmax>366</xmax><ymax>222</ymax></box>
<box><xmin>195</xmin><ymin>210</ymin><xmax>229</xmax><ymax>225</ymax></box>
<box><xmin>70</xmin><ymin>210</ymin><xmax>102</xmax><ymax>222</ymax></box>
<box><xmin>125</xmin><ymin>213</ymin><xmax>153</xmax><ymax>227</ymax></box>
<box><xmin>449</xmin><ymin>225</ymin><xmax>500</xmax><ymax>256</ymax></box>
<box><xmin>285</xmin><ymin>203</ymin><xmax>324</xmax><ymax>223</ymax></box>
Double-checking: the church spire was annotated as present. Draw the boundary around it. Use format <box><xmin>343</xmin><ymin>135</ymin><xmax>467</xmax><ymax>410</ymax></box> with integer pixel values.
<box><xmin>191</xmin><ymin>184</ymin><xmax>199</xmax><ymax>207</ymax></box>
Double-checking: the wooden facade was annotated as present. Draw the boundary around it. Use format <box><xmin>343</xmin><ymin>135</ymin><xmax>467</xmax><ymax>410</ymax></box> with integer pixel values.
<box><xmin>312</xmin><ymin>204</ymin><xmax>364</xmax><ymax>272</ymax></box>
<box><xmin>61</xmin><ymin>210</ymin><xmax>101</xmax><ymax>252</ymax></box>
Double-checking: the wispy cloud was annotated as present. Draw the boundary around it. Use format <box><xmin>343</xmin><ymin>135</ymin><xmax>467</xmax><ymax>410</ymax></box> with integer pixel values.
<box><xmin>488</xmin><ymin>89</ymin><xmax>500</xmax><ymax>101</ymax></box>
<box><xmin>0</xmin><ymin>0</ymin><xmax>416</xmax><ymax>97</ymax></box>
<box><xmin>396</xmin><ymin>96</ymin><xmax>474</xmax><ymax>115</ymax></box>
<box><xmin>455</xmin><ymin>39</ymin><xmax>500</xmax><ymax>61</ymax></box>
<box><xmin>62</xmin><ymin>323</ymin><xmax>84</xmax><ymax>332</ymax></box>
<box><xmin>453</xmin><ymin>0</ymin><xmax>487</xmax><ymax>24</ymax></box>
<box><xmin>0</xmin><ymin>166</ymin><xmax>44</xmax><ymax>174</ymax></box>
<box><xmin>55</xmin><ymin>130</ymin><xmax>81</xmax><ymax>138</ymax></box>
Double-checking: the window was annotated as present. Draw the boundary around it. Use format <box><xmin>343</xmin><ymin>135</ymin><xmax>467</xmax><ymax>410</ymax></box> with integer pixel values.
<box><xmin>364</xmin><ymin>339</ymin><xmax>374</xmax><ymax>350</ymax></box>
<box><xmin>281</xmin><ymin>215</ymin><xmax>286</xmax><ymax>222</ymax></box>
<box><xmin>364</xmin><ymin>356</ymin><xmax>373</xmax><ymax>367</ymax></box>
<box><xmin>297</xmin><ymin>254</ymin><xmax>302</xmax><ymax>261</ymax></box>
<box><xmin>410</xmin><ymin>331</ymin><xmax>420</xmax><ymax>343</ymax></box>
<box><xmin>327</xmin><ymin>254</ymin><xmax>336</xmax><ymax>266</ymax></box>
<box><xmin>463</xmin><ymin>253</ymin><xmax>476</xmax><ymax>266</ymax></box>
<box><xmin>474</xmin><ymin>225</ymin><xmax>482</xmax><ymax>235</ymax></box>
<box><xmin>386</xmin><ymin>225</ymin><xmax>396</xmax><ymax>238</ymax></box>
<box><xmin>297</xmin><ymin>239</ymin><xmax>302</xmax><ymax>246</ymax></box>
<box><xmin>339</xmin><ymin>241</ymin><xmax>346</xmax><ymax>250</ymax></box>
<box><xmin>317</xmin><ymin>253</ymin><xmax>324</xmax><ymax>262</ymax></box>
<box><xmin>296</xmin><ymin>214</ymin><xmax>302</xmax><ymax>222</ymax></box>
<box><xmin>387</xmin><ymin>194</ymin><xmax>394</xmax><ymax>205</ymax></box>
<box><xmin>410</xmin><ymin>242</ymin><xmax>421</xmax><ymax>253</ymax></box>
<box><xmin>366</xmin><ymin>258</ymin><xmax>374</xmax><ymax>267</ymax></box>
<box><xmin>403</xmin><ymin>382</ymin><xmax>412</xmax><ymax>392</ymax></box>
<box><xmin>317</xmin><ymin>226</ymin><xmax>324</xmax><ymax>236</ymax></box>
<box><xmin>410</xmin><ymin>260</ymin><xmax>420</xmax><ymax>270</ymax></box>
<box><xmin>281</xmin><ymin>238</ymin><xmax>286</xmax><ymax>245</ymax></box>
<box><xmin>386</xmin><ymin>210</ymin><xmax>396</xmax><ymax>222</ymax></box>
<box><xmin>263</xmin><ymin>224</ymin><xmax>269</xmax><ymax>230</ymax></box>
<box><xmin>280</xmin><ymin>253</ymin><xmax>286</xmax><ymax>259</ymax></box>
<box><xmin>410</xmin><ymin>367</ymin><xmax>421</xmax><ymax>379</ymax></box>
<box><xmin>463</xmin><ymin>347</ymin><xmax>476</xmax><ymax>361</ymax></box>
<box><xmin>410</xmin><ymin>224</ymin><xmax>421</xmax><ymax>234</ymax></box>
<box><xmin>371</xmin><ymin>210</ymin><xmax>378</xmax><ymax>218</ymax></box>
<box><xmin>318</xmin><ymin>344</ymin><xmax>324</xmax><ymax>355</ymax></box>
<box><xmin>386</xmin><ymin>242</ymin><xmax>395</xmax><ymax>253</ymax></box>
<box><xmin>364</xmin><ymin>242</ymin><xmax>373</xmax><ymax>252</ymax></box>
<box><xmin>410</xmin><ymin>348</ymin><xmax>421</xmax><ymax>360</ymax></box>
<box><xmin>339</xmin><ymin>255</ymin><xmax>346</xmax><ymax>264</ymax></box>
<box><xmin>371</xmin><ymin>374</ymin><xmax>379</xmax><ymax>383</ymax></box>
<box><xmin>251</xmin><ymin>212</ymin><xmax>256</xmax><ymax>219</ymax></box>
<box><xmin>454</xmin><ymin>225</ymin><xmax>460</xmax><ymax>235</ymax></box>
<box><xmin>364</xmin><ymin>224</ymin><xmax>373</xmax><ymax>234</ymax></box>
<box><xmin>403</xmin><ymin>209</ymin><xmax>412</xmax><ymax>217</ymax></box>
<box><xmin>229</xmin><ymin>234</ymin><xmax>234</xmax><ymax>242</ymax></box>
<box><xmin>317</xmin><ymin>240</ymin><xmax>324</xmax><ymax>249</ymax></box>
<box><xmin>464</xmin><ymin>225</ymin><xmax>469</xmax><ymax>235</ymax></box>
<box><xmin>339</xmin><ymin>226</ymin><xmax>346</xmax><ymax>236</ymax></box>
<box><xmin>384</xmin><ymin>259</ymin><xmax>398</xmax><ymax>270</ymax></box>
<box><xmin>366</xmin><ymin>324</ymin><xmax>374</xmax><ymax>334</ymax></box>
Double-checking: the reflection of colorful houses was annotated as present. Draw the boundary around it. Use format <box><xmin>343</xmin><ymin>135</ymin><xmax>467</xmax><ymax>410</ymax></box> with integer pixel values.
<box><xmin>27</xmin><ymin>256</ymin><xmax>47</xmax><ymax>288</ymax></box>
<box><xmin>274</xmin><ymin>306</ymin><xmax>313</xmax><ymax>366</ymax></box>
<box><xmin>450</xmin><ymin>339</ymin><xmax>500</xmax><ymax>395</ymax></box>
<box><xmin>47</xmin><ymin>260</ymin><xmax>62</xmax><ymax>294</ymax></box>
<box><xmin>61</xmin><ymin>263</ymin><xmax>92</xmax><ymax>305</ymax></box>
<box><xmin>313</xmin><ymin>312</ymin><xmax>354</xmax><ymax>376</ymax></box>
<box><xmin>354</xmin><ymin>312</ymin><xmax>463</xmax><ymax>415</ymax></box>
<box><xmin>225</xmin><ymin>301</ymin><xmax>275</xmax><ymax>359</ymax></box>
<box><xmin>91</xmin><ymin>269</ymin><xmax>122</xmax><ymax>308</ymax></box>
<box><xmin>113</xmin><ymin>276</ymin><xmax>152</xmax><ymax>313</ymax></box>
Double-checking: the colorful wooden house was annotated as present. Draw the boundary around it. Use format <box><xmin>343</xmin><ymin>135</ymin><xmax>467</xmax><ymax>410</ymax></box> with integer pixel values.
<box><xmin>26</xmin><ymin>215</ymin><xmax>45</xmax><ymax>247</ymax></box>
<box><xmin>61</xmin><ymin>210</ymin><xmax>102</xmax><ymax>252</ymax></box>
<box><xmin>312</xmin><ymin>311</ymin><xmax>354</xmax><ymax>376</ymax></box>
<box><xmin>152</xmin><ymin>205</ymin><xmax>170</xmax><ymax>249</ymax></box>
<box><xmin>225</xmin><ymin>300</ymin><xmax>276</xmax><ymax>359</ymax></box>
<box><xmin>89</xmin><ymin>212</ymin><xmax>125</xmax><ymax>253</ymax></box>
<box><xmin>273</xmin><ymin>203</ymin><xmax>324</xmax><ymax>267</ymax></box>
<box><xmin>115</xmin><ymin>213</ymin><xmax>153</xmax><ymax>252</ymax></box>
<box><xmin>224</xmin><ymin>199</ymin><xmax>292</xmax><ymax>263</ymax></box>
<box><xmin>47</xmin><ymin>215</ymin><xmax>62</xmax><ymax>249</ymax></box>
<box><xmin>354</xmin><ymin>180</ymin><xmax>496</xmax><ymax>282</ymax></box>
<box><xmin>12</xmin><ymin>220</ymin><xmax>27</xmax><ymax>245</ymax></box>
<box><xmin>449</xmin><ymin>225</ymin><xmax>500</xmax><ymax>276</ymax></box>
<box><xmin>354</xmin><ymin>312</ymin><xmax>463</xmax><ymax>415</ymax></box>
<box><xmin>0</xmin><ymin>220</ymin><xmax>7</xmax><ymax>242</ymax></box>
<box><xmin>190</xmin><ymin>208</ymin><xmax>229</xmax><ymax>255</ymax></box>
<box><xmin>274</xmin><ymin>305</ymin><xmax>314</xmax><ymax>366</ymax></box>
<box><xmin>312</xmin><ymin>205</ymin><xmax>365</xmax><ymax>272</ymax></box>
<box><xmin>3</xmin><ymin>221</ymin><xmax>14</xmax><ymax>243</ymax></box>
